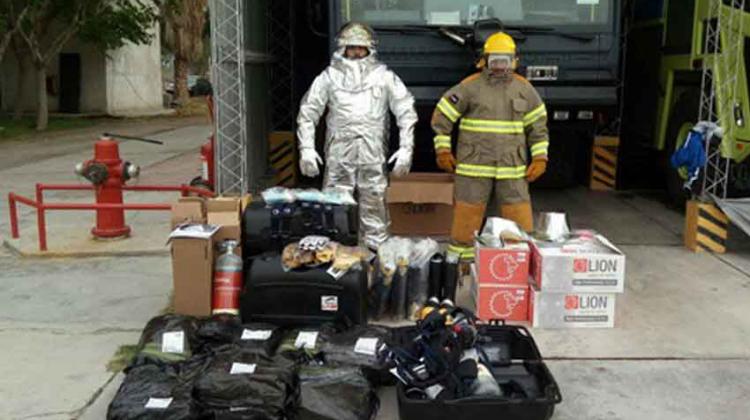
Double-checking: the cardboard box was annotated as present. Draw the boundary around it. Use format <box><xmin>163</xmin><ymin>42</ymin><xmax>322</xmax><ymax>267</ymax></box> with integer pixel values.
<box><xmin>386</xmin><ymin>173</ymin><xmax>454</xmax><ymax>236</ymax></box>
<box><xmin>477</xmin><ymin>284</ymin><xmax>529</xmax><ymax>322</ymax></box>
<box><xmin>475</xmin><ymin>241</ymin><xmax>530</xmax><ymax>286</ymax></box>
<box><xmin>171</xmin><ymin>197</ymin><xmax>206</xmax><ymax>229</ymax></box>
<box><xmin>170</xmin><ymin>225</ymin><xmax>218</xmax><ymax>317</ymax></box>
<box><xmin>529</xmin><ymin>286</ymin><xmax>616</xmax><ymax>328</ymax></box>
<box><xmin>531</xmin><ymin>231</ymin><xmax>625</xmax><ymax>293</ymax></box>
<box><xmin>207</xmin><ymin>196</ymin><xmax>251</xmax><ymax>243</ymax></box>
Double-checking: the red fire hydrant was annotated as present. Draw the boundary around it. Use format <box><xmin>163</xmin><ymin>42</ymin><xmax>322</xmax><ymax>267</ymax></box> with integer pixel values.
<box><xmin>75</xmin><ymin>136</ymin><xmax>140</xmax><ymax>239</ymax></box>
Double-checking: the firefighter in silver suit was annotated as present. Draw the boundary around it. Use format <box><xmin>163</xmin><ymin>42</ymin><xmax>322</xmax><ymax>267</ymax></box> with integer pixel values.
<box><xmin>296</xmin><ymin>22</ymin><xmax>418</xmax><ymax>250</ymax></box>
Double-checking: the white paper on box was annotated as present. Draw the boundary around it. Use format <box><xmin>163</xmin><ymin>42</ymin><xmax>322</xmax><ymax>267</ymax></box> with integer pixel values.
<box><xmin>577</xmin><ymin>0</ymin><xmax>600</xmax><ymax>4</ymax></box>
<box><xmin>145</xmin><ymin>397</ymin><xmax>173</xmax><ymax>409</ymax></box>
<box><xmin>354</xmin><ymin>337</ymin><xmax>380</xmax><ymax>356</ymax></box>
<box><xmin>161</xmin><ymin>331</ymin><xmax>185</xmax><ymax>354</ymax></box>
<box><xmin>230</xmin><ymin>362</ymin><xmax>257</xmax><ymax>375</ymax></box>
<box><xmin>241</xmin><ymin>329</ymin><xmax>273</xmax><ymax>341</ymax></box>
<box><xmin>295</xmin><ymin>331</ymin><xmax>319</xmax><ymax>349</ymax></box>
<box><xmin>530</xmin><ymin>288</ymin><xmax>616</xmax><ymax>328</ymax></box>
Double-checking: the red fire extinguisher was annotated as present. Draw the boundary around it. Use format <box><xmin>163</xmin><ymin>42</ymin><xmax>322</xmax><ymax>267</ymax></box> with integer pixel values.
<box><xmin>212</xmin><ymin>240</ymin><xmax>243</xmax><ymax>315</ymax></box>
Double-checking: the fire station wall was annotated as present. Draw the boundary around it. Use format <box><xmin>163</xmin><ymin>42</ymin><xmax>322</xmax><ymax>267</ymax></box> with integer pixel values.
<box><xmin>0</xmin><ymin>40</ymin><xmax>107</xmax><ymax>114</ymax></box>
<box><xmin>0</xmin><ymin>23</ymin><xmax>162</xmax><ymax>116</ymax></box>
<box><xmin>105</xmin><ymin>24</ymin><xmax>164</xmax><ymax>116</ymax></box>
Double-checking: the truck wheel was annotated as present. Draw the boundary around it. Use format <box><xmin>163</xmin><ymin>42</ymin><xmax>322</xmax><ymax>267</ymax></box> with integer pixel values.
<box><xmin>664</xmin><ymin>90</ymin><xmax>700</xmax><ymax>208</ymax></box>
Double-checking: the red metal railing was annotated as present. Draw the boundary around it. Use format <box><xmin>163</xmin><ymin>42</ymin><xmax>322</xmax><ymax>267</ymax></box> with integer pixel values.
<box><xmin>8</xmin><ymin>183</ymin><xmax>214</xmax><ymax>252</ymax></box>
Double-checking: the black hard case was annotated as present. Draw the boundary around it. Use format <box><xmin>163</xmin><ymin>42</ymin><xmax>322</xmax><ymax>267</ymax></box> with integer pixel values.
<box><xmin>395</xmin><ymin>323</ymin><xmax>562</xmax><ymax>420</ymax></box>
<box><xmin>240</xmin><ymin>255</ymin><xmax>368</xmax><ymax>326</ymax></box>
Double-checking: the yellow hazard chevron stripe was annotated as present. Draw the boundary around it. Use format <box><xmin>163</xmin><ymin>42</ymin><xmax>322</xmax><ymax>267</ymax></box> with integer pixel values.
<box><xmin>437</xmin><ymin>97</ymin><xmax>461</xmax><ymax>122</ymax></box>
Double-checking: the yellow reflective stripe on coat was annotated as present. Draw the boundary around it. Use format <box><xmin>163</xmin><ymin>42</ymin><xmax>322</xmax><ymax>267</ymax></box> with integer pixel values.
<box><xmin>530</xmin><ymin>140</ymin><xmax>550</xmax><ymax>157</ymax></box>
<box><xmin>437</xmin><ymin>98</ymin><xmax>461</xmax><ymax>122</ymax></box>
<box><xmin>434</xmin><ymin>134</ymin><xmax>452</xmax><ymax>150</ymax></box>
<box><xmin>459</xmin><ymin>118</ymin><xmax>524</xmax><ymax>135</ymax></box>
<box><xmin>448</xmin><ymin>244</ymin><xmax>475</xmax><ymax>259</ymax></box>
<box><xmin>456</xmin><ymin>163</ymin><xmax>527</xmax><ymax>179</ymax></box>
<box><xmin>524</xmin><ymin>104</ymin><xmax>547</xmax><ymax>127</ymax></box>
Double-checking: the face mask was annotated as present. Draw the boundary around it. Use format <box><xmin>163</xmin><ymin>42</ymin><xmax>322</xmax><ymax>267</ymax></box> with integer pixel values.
<box><xmin>488</xmin><ymin>54</ymin><xmax>514</xmax><ymax>75</ymax></box>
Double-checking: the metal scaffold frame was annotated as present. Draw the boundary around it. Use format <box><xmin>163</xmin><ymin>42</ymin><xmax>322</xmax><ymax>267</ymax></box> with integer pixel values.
<box><xmin>210</xmin><ymin>0</ymin><xmax>248</xmax><ymax>195</ymax></box>
<box><xmin>699</xmin><ymin>0</ymin><xmax>747</xmax><ymax>200</ymax></box>
<box><xmin>267</xmin><ymin>0</ymin><xmax>296</xmax><ymax>131</ymax></box>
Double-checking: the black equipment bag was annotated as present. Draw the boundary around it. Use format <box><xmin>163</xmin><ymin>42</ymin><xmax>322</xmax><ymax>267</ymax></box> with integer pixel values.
<box><xmin>243</xmin><ymin>201</ymin><xmax>358</xmax><ymax>257</ymax></box>
<box><xmin>395</xmin><ymin>322</ymin><xmax>562</xmax><ymax>420</ymax></box>
<box><xmin>240</xmin><ymin>255</ymin><xmax>368</xmax><ymax>326</ymax></box>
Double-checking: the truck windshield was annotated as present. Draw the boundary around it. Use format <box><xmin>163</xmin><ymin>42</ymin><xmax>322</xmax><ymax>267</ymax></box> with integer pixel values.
<box><xmin>341</xmin><ymin>0</ymin><xmax>613</xmax><ymax>28</ymax></box>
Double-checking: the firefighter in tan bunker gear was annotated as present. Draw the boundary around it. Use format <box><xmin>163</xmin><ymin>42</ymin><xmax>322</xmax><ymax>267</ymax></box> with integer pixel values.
<box><xmin>432</xmin><ymin>32</ymin><xmax>549</xmax><ymax>260</ymax></box>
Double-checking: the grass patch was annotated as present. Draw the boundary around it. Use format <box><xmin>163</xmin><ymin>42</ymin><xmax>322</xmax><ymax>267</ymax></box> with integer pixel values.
<box><xmin>174</xmin><ymin>96</ymin><xmax>210</xmax><ymax>118</ymax></box>
<box><xmin>0</xmin><ymin>116</ymin><xmax>97</xmax><ymax>140</ymax></box>
<box><xmin>107</xmin><ymin>344</ymin><xmax>140</xmax><ymax>372</ymax></box>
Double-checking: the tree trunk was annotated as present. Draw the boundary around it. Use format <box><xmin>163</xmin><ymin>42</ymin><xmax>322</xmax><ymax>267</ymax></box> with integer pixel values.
<box><xmin>174</xmin><ymin>55</ymin><xmax>190</xmax><ymax>106</ymax></box>
<box><xmin>13</xmin><ymin>51</ymin><xmax>29</xmax><ymax>120</ymax></box>
<box><xmin>35</xmin><ymin>65</ymin><xmax>49</xmax><ymax>131</ymax></box>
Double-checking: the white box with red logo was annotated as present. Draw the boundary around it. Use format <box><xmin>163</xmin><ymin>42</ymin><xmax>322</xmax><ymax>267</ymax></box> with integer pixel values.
<box><xmin>530</xmin><ymin>230</ymin><xmax>625</xmax><ymax>293</ymax></box>
<box><xmin>529</xmin><ymin>287</ymin><xmax>616</xmax><ymax>328</ymax></box>
<box><xmin>475</xmin><ymin>240</ymin><xmax>530</xmax><ymax>286</ymax></box>
<box><xmin>471</xmin><ymin>264</ymin><xmax>529</xmax><ymax>322</ymax></box>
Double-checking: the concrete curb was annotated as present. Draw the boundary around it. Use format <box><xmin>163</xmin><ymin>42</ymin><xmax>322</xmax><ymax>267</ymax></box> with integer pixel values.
<box><xmin>2</xmin><ymin>239</ymin><xmax>169</xmax><ymax>259</ymax></box>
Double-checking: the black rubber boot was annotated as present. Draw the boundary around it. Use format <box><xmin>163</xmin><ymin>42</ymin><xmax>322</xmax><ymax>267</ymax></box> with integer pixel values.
<box><xmin>428</xmin><ymin>253</ymin><xmax>444</xmax><ymax>300</ymax></box>
<box><xmin>442</xmin><ymin>261</ymin><xmax>459</xmax><ymax>303</ymax></box>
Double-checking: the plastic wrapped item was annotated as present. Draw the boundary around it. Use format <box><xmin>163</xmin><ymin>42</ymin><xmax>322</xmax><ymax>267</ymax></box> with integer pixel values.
<box><xmin>478</xmin><ymin>217</ymin><xmax>530</xmax><ymax>246</ymax></box>
<box><xmin>295</xmin><ymin>188</ymin><xmax>327</xmax><ymax>203</ymax></box>
<box><xmin>194</xmin><ymin>314</ymin><xmax>243</xmax><ymax>354</ymax></box>
<box><xmin>319</xmin><ymin>325</ymin><xmax>392</xmax><ymax>373</ymax></box>
<box><xmin>195</xmin><ymin>315</ymin><xmax>285</xmax><ymax>357</ymax></box>
<box><xmin>108</xmin><ymin>361</ymin><xmax>205</xmax><ymax>420</ymax></box>
<box><xmin>469</xmin><ymin>363</ymin><xmax>503</xmax><ymax>397</ymax></box>
<box><xmin>132</xmin><ymin>315</ymin><xmax>200</xmax><ymax>366</ymax></box>
<box><xmin>296</xmin><ymin>366</ymin><xmax>379</xmax><ymax>420</ymax></box>
<box><xmin>277</xmin><ymin>326</ymin><xmax>333</xmax><ymax>361</ymax></box>
<box><xmin>262</xmin><ymin>187</ymin><xmax>297</xmax><ymax>205</ymax></box>
<box><xmin>321</xmin><ymin>187</ymin><xmax>357</xmax><ymax>206</ymax></box>
<box><xmin>193</xmin><ymin>346</ymin><xmax>299</xmax><ymax>419</ymax></box>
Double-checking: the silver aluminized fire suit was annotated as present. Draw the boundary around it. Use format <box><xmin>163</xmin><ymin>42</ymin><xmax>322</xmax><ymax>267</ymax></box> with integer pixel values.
<box><xmin>297</xmin><ymin>49</ymin><xmax>417</xmax><ymax>249</ymax></box>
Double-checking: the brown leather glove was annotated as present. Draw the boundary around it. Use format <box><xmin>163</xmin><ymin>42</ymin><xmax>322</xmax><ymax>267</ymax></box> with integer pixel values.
<box><xmin>526</xmin><ymin>158</ymin><xmax>547</xmax><ymax>182</ymax></box>
<box><xmin>436</xmin><ymin>149</ymin><xmax>457</xmax><ymax>173</ymax></box>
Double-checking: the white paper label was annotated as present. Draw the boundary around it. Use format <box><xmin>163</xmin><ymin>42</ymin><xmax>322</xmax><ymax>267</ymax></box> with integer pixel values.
<box><xmin>354</xmin><ymin>337</ymin><xmax>379</xmax><ymax>356</ymax></box>
<box><xmin>241</xmin><ymin>329</ymin><xmax>273</xmax><ymax>341</ymax></box>
<box><xmin>161</xmin><ymin>331</ymin><xmax>185</xmax><ymax>354</ymax></box>
<box><xmin>577</xmin><ymin>0</ymin><xmax>600</xmax><ymax>4</ymax></box>
<box><xmin>295</xmin><ymin>331</ymin><xmax>319</xmax><ymax>349</ymax></box>
<box><xmin>230</xmin><ymin>362</ymin><xmax>257</xmax><ymax>375</ymax></box>
<box><xmin>145</xmin><ymin>397</ymin><xmax>173</xmax><ymax>409</ymax></box>
<box><xmin>321</xmin><ymin>295</ymin><xmax>339</xmax><ymax>312</ymax></box>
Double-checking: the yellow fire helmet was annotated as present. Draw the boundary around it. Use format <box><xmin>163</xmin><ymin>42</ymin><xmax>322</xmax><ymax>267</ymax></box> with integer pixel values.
<box><xmin>484</xmin><ymin>32</ymin><xmax>517</xmax><ymax>55</ymax></box>
<box><xmin>478</xmin><ymin>32</ymin><xmax>518</xmax><ymax>70</ymax></box>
